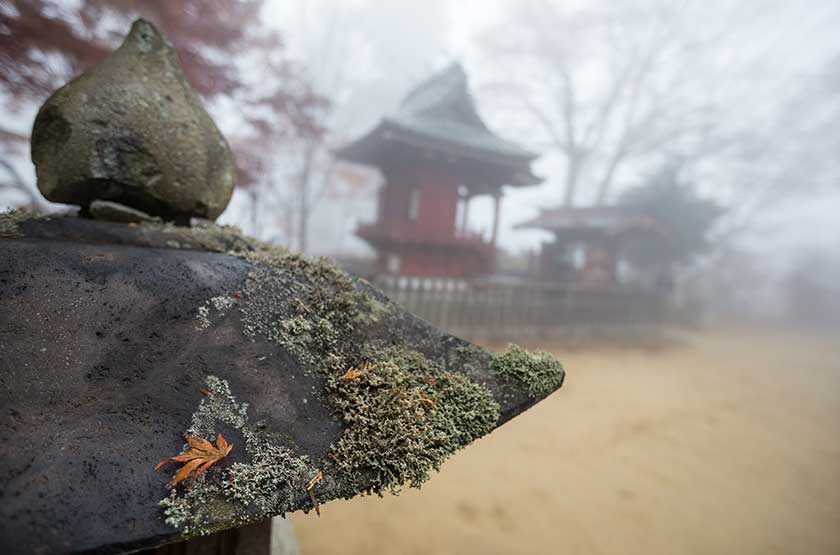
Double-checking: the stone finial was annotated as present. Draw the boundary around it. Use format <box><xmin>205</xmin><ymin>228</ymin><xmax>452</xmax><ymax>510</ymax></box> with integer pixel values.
<box><xmin>31</xmin><ymin>19</ymin><xmax>236</xmax><ymax>222</ymax></box>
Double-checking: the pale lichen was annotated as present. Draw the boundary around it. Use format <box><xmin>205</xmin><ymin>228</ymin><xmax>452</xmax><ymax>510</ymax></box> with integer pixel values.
<box><xmin>159</xmin><ymin>376</ymin><xmax>315</xmax><ymax>536</ymax></box>
<box><xmin>142</xmin><ymin>220</ymin><xmax>274</xmax><ymax>254</ymax></box>
<box><xmin>226</xmin><ymin>248</ymin><xmax>501</xmax><ymax>494</ymax></box>
<box><xmin>168</xmin><ymin>227</ymin><xmax>523</xmax><ymax>531</ymax></box>
<box><xmin>196</xmin><ymin>295</ymin><xmax>236</xmax><ymax>330</ymax></box>
<box><xmin>236</xmin><ymin>250</ymin><xmax>370</xmax><ymax>369</ymax></box>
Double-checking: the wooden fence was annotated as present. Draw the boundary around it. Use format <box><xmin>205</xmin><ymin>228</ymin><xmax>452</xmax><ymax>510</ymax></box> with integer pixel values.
<box><xmin>374</xmin><ymin>276</ymin><xmax>666</xmax><ymax>342</ymax></box>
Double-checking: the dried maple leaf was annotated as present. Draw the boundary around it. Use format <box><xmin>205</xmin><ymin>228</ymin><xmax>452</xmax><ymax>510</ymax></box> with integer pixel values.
<box><xmin>340</xmin><ymin>362</ymin><xmax>375</xmax><ymax>380</ymax></box>
<box><xmin>340</xmin><ymin>367</ymin><xmax>364</xmax><ymax>380</ymax></box>
<box><xmin>307</xmin><ymin>470</ymin><xmax>323</xmax><ymax>517</ymax></box>
<box><xmin>306</xmin><ymin>470</ymin><xmax>323</xmax><ymax>491</ymax></box>
<box><xmin>155</xmin><ymin>433</ymin><xmax>233</xmax><ymax>488</ymax></box>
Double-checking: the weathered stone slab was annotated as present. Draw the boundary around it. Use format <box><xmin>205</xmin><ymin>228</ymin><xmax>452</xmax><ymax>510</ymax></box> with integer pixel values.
<box><xmin>0</xmin><ymin>215</ymin><xmax>563</xmax><ymax>554</ymax></box>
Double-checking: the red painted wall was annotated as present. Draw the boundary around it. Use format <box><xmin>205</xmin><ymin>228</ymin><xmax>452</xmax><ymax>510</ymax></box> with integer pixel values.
<box><xmin>416</xmin><ymin>170</ymin><xmax>458</xmax><ymax>238</ymax></box>
<box><xmin>379</xmin><ymin>169</ymin><xmax>458</xmax><ymax>235</ymax></box>
<box><xmin>369</xmin><ymin>167</ymin><xmax>492</xmax><ymax>277</ymax></box>
<box><xmin>379</xmin><ymin>178</ymin><xmax>411</xmax><ymax>224</ymax></box>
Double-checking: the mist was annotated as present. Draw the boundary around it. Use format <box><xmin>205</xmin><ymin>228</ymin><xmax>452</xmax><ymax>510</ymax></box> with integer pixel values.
<box><xmin>1</xmin><ymin>2</ymin><xmax>840</xmax><ymax>552</ymax></box>
<box><xmin>3</xmin><ymin>0</ymin><xmax>839</xmax><ymax>325</ymax></box>
<box><xmin>278</xmin><ymin>0</ymin><xmax>840</xmax><ymax>326</ymax></box>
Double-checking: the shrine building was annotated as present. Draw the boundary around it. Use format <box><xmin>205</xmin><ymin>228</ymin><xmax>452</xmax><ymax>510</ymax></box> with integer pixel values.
<box><xmin>336</xmin><ymin>63</ymin><xmax>541</xmax><ymax>278</ymax></box>
<box><xmin>515</xmin><ymin>206</ymin><xmax>667</xmax><ymax>286</ymax></box>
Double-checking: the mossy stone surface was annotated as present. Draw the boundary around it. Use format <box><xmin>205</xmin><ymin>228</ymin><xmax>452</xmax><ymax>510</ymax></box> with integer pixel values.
<box><xmin>159</xmin><ymin>376</ymin><xmax>316</xmax><ymax>537</ymax></box>
<box><xmin>326</xmin><ymin>347</ymin><xmax>499</xmax><ymax>494</ymax></box>
<box><xmin>0</xmin><ymin>216</ymin><xmax>564</xmax><ymax>553</ymax></box>
<box><xmin>491</xmin><ymin>344</ymin><xmax>566</xmax><ymax>397</ymax></box>
<box><xmin>31</xmin><ymin>19</ymin><xmax>235</xmax><ymax>221</ymax></box>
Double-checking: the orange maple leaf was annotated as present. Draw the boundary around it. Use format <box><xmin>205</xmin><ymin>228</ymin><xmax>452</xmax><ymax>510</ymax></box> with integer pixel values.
<box><xmin>340</xmin><ymin>362</ymin><xmax>375</xmax><ymax>380</ymax></box>
<box><xmin>307</xmin><ymin>470</ymin><xmax>324</xmax><ymax>517</ymax></box>
<box><xmin>155</xmin><ymin>433</ymin><xmax>233</xmax><ymax>488</ymax></box>
<box><xmin>340</xmin><ymin>367</ymin><xmax>364</xmax><ymax>380</ymax></box>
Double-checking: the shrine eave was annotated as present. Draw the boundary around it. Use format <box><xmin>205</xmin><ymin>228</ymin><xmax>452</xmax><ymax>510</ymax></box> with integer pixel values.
<box><xmin>515</xmin><ymin>206</ymin><xmax>668</xmax><ymax>238</ymax></box>
<box><xmin>336</xmin><ymin>119</ymin><xmax>542</xmax><ymax>187</ymax></box>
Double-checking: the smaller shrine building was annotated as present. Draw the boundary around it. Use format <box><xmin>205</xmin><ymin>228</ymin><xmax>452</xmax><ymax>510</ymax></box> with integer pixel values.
<box><xmin>516</xmin><ymin>206</ymin><xmax>667</xmax><ymax>286</ymax></box>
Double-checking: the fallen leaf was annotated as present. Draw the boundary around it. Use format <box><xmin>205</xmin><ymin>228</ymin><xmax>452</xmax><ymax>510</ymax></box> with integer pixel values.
<box><xmin>306</xmin><ymin>470</ymin><xmax>323</xmax><ymax>491</ymax></box>
<box><xmin>155</xmin><ymin>433</ymin><xmax>233</xmax><ymax>488</ymax></box>
<box><xmin>340</xmin><ymin>362</ymin><xmax>375</xmax><ymax>380</ymax></box>
<box><xmin>307</xmin><ymin>471</ymin><xmax>323</xmax><ymax>516</ymax></box>
<box><xmin>340</xmin><ymin>368</ymin><xmax>364</xmax><ymax>380</ymax></box>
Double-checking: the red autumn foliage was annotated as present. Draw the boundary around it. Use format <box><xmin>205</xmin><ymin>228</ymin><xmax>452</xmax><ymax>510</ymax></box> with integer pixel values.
<box><xmin>0</xmin><ymin>0</ymin><xmax>328</xmax><ymax>189</ymax></box>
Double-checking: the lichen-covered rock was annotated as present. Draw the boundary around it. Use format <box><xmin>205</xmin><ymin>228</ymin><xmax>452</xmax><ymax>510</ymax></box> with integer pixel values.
<box><xmin>0</xmin><ymin>215</ymin><xmax>564</xmax><ymax>553</ymax></box>
<box><xmin>30</xmin><ymin>19</ymin><xmax>235</xmax><ymax>222</ymax></box>
<box><xmin>491</xmin><ymin>344</ymin><xmax>565</xmax><ymax>397</ymax></box>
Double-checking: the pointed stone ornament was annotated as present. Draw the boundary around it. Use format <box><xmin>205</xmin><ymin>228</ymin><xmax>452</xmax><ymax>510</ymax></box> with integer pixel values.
<box><xmin>31</xmin><ymin>19</ymin><xmax>235</xmax><ymax>222</ymax></box>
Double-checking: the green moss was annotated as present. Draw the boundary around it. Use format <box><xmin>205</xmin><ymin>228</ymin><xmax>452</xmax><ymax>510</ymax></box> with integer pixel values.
<box><xmin>159</xmin><ymin>376</ymin><xmax>316</xmax><ymax>537</ymax></box>
<box><xmin>328</xmin><ymin>346</ymin><xmax>499</xmax><ymax>494</ymax></box>
<box><xmin>491</xmin><ymin>344</ymin><xmax>565</xmax><ymax>398</ymax></box>
<box><xmin>141</xmin><ymin>220</ymin><xmax>275</xmax><ymax>254</ymax></box>
<box><xmin>172</xmin><ymin>235</ymin><xmax>502</xmax><ymax>529</ymax></box>
<box><xmin>225</xmin><ymin>249</ymin><xmax>500</xmax><ymax>494</ymax></box>
<box><xmin>230</xmin><ymin>250</ymin><xmax>381</xmax><ymax>361</ymax></box>
<box><xmin>236</xmin><ymin>250</ymin><xmax>373</xmax><ymax>368</ymax></box>
<box><xmin>358</xmin><ymin>293</ymin><xmax>390</xmax><ymax>325</ymax></box>
<box><xmin>0</xmin><ymin>208</ymin><xmax>41</xmax><ymax>235</ymax></box>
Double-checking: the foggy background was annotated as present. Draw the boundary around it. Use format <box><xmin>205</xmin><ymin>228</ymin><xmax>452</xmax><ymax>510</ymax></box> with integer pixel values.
<box><xmin>2</xmin><ymin>2</ymin><xmax>840</xmax><ymax>554</ymax></box>
<box><xmin>2</xmin><ymin>0</ymin><xmax>839</xmax><ymax>326</ymax></box>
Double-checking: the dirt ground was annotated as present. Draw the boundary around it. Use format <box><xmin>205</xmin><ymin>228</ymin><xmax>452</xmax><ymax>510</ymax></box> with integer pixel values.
<box><xmin>291</xmin><ymin>327</ymin><xmax>840</xmax><ymax>554</ymax></box>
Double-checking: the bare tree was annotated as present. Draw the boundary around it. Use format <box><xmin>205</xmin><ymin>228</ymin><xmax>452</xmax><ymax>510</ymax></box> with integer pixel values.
<box><xmin>481</xmin><ymin>0</ymin><xmax>794</xmax><ymax>206</ymax></box>
<box><xmin>239</xmin><ymin>134</ymin><xmax>335</xmax><ymax>252</ymax></box>
<box><xmin>243</xmin><ymin>0</ymin><xmax>450</xmax><ymax>253</ymax></box>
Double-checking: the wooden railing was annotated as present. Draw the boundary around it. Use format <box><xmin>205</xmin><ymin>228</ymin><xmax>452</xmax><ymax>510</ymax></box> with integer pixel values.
<box><xmin>374</xmin><ymin>276</ymin><xmax>666</xmax><ymax>341</ymax></box>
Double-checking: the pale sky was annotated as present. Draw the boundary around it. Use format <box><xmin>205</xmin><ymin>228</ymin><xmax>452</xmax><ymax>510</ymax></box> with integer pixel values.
<box><xmin>254</xmin><ymin>0</ymin><xmax>840</xmax><ymax>262</ymax></box>
<box><xmin>3</xmin><ymin>0</ymin><xmax>839</xmax><ymax>269</ymax></box>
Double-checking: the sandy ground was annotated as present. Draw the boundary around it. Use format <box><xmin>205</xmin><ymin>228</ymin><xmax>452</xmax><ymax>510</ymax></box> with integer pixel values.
<box><xmin>290</xmin><ymin>327</ymin><xmax>840</xmax><ymax>554</ymax></box>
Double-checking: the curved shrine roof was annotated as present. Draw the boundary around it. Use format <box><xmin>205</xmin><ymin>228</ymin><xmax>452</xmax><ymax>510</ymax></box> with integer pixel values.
<box><xmin>337</xmin><ymin>63</ymin><xmax>540</xmax><ymax>186</ymax></box>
